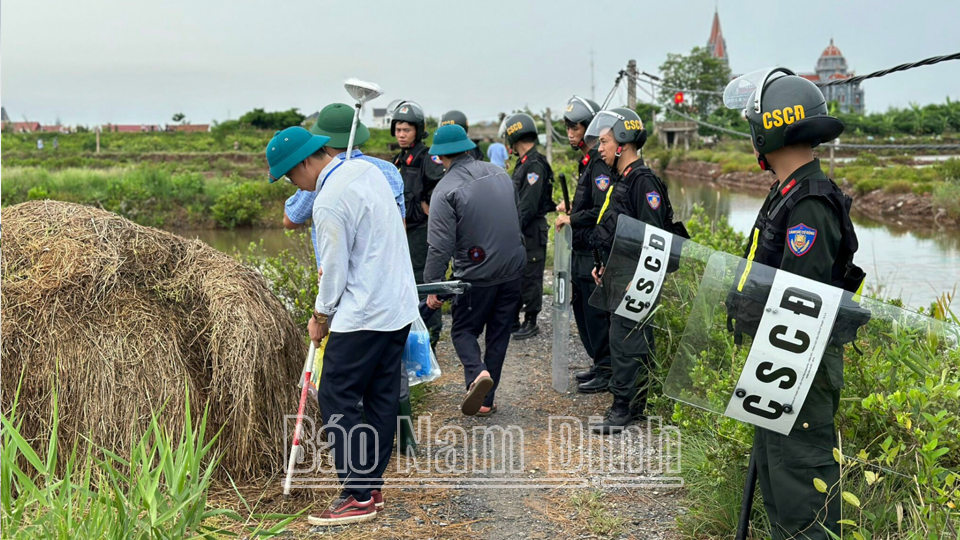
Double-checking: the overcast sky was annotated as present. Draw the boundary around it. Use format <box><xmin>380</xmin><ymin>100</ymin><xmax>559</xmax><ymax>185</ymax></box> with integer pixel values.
<box><xmin>2</xmin><ymin>0</ymin><xmax>958</xmax><ymax>126</ymax></box>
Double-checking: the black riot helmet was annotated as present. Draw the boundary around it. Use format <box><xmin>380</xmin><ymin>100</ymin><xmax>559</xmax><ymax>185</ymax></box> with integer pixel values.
<box><xmin>563</xmin><ymin>95</ymin><xmax>601</xmax><ymax>128</ymax></box>
<box><xmin>564</xmin><ymin>95</ymin><xmax>601</xmax><ymax>149</ymax></box>
<box><xmin>439</xmin><ymin>110</ymin><xmax>469</xmax><ymax>133</ymax></box>
<box><xmin>584</xmin><ymin>108</ymin><xmax>648</xmax><ymax>151</ymax></box>
<box><xmin>388</xmin><ymin>100</ymin><xmax>428</xmax><ymax>141</ymax></box>
<box><xmin>724</xmin><ymin>68</ymin><xmax>844</xmax><ymax>171</ymax></box>
<box><xmin>499</xmin><ymin>113</ymin><xmax>538</xmax><ymax>148</ymax></box>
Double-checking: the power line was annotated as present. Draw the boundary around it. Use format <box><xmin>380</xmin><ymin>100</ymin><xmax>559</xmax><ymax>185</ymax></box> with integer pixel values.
<box><xmin>817</xmin><ymin>52</ymin><xmax>960</xmax><ymax>87</ymax></box>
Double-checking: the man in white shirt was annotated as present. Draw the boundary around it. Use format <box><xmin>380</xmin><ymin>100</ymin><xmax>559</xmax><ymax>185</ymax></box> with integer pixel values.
<box><xmin>266</xmin><ymin>127</ymin><xmax>419</xmax><ymax>526</ymax></box>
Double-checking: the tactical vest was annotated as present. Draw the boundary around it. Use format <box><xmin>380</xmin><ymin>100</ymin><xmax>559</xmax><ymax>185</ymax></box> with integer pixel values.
<box><xmin>727</xmin><ymin>177</ymin><xmax>868</xmax><ymax>347</ymax></box>
<box><xmin>621</xmin><ymin>165</ymin><xmax>689</xmax><ymax>240</ymax></box>
<box><xmin>396</xmin><ymin>145</ymin><xmax>430</xmax><ymax>228</ymax></box>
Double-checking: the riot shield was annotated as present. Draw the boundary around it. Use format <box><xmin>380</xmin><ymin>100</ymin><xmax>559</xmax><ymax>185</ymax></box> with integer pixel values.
<box><xmin>552</xmin><ymin>225</ymin><xmax>573</xmax><ymax>392</ymax></box>
<box><xmin>588</xmin><ymin>215</ymin><xmax>712</xmax><ymax>326</ymax></box>
<box><xmin>665</xmin><ymin>248</ymin><xmax>960</xmax><ymax>465</ymax></box>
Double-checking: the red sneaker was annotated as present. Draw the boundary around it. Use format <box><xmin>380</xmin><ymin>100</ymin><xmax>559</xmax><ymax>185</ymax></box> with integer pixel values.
<box><xmin>372</xmin><ymin>489</ymin><xmax>384</xmax><ymax>512</ymax></box>
<box><xmin>307</xmin><ymin>495</ymin><xmax>377</xmax><ymax>526</ymax></box>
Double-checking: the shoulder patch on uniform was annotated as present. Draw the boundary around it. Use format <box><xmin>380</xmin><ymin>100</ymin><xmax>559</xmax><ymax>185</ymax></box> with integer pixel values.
<box><xmin>527</xmin><ymin>172</ymin><xmax>539</xmax><ymax>185</ymax></box>
<box><xmin>646</xmin><ymin>191</ymin><xmax>661</xmax><ymax>210</ymax></box>
<box><xmin>406</xmin><ymin>154</ymin><xmax>413</xmax><ymax>165</ymax></box>
<box><xmin>581</xmin><ymin>154</ymin><xmax>591</xmax><ymax>166</ymax></box>
<box><xmin>787</xmin><ymin>223</ymin><xmax>817</xmax><ymax>257</ymax></box>
<box><xmin>594</xmin><ymin>174</ymin><xmax>610</xmax><ymax>192</ymax></box>
<box><xmin>521</xmin><ymin>155</ymin><xmax>528</xmax><ymax>164</ymax></box>
<box><xmin>431</xmin><ymin>155</ymin><xmax>442</xmax><ymax>165</ymax></box>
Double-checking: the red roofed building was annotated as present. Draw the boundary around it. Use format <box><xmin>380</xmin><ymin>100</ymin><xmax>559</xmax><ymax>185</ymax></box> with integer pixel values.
<box><xmin>706</xmin><ymin>9</ymin><xmax>729</xmax><ymax>66</ymax></box>
<box><xmin>166</xmin><ymin>124</ymin><xmax>210</xmax><ymax>132</ymax></box>
<box><xmin>10</xmin><ymin>121</ymin><xmax>41</xmax><ymax>133</ymax></box>
<box><xmin>105</xmin><ymin>124</ymin><xmax>161</xmax><ymax>133</ymax></box>
<box><xmin>799</xmin><ymin>39</ymin><xmax>865</xmax><ymax>114</ymax></box>
<box><xmin>41</xmin><ymin>125</ymin><xmax>71</xmax><ymax>133</ymax></box>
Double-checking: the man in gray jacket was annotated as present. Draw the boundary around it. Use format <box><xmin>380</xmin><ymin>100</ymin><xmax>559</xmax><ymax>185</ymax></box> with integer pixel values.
<box><xmin>423</xmin><ymin>125</ymin><xmax>526</xmax><ymax>417</ymax></box>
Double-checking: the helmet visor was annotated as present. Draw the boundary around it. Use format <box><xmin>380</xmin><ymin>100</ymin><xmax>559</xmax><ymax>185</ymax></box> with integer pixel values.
<box><xmin>584</xmin><ymin>110</ymin><xmax>625</xmax><ymax>150</ymax></box>
<box><xmin>723</xmin><ymin>68</ymin><xmax>794</xmax><ymax>112</ymax></box>
<box><xmin>564</xmin><ymin>95</ymin><xmax>597</xmax><ymax>125</ymax></box>
<box><xmin>387</xmin><ymin>100</ymin><xmax>424</xmax><ymax>124</ymax></box>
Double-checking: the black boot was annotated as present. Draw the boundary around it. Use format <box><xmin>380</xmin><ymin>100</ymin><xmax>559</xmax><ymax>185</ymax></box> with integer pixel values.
<box><xmin>591</xmin><ymin>398</ymin><xmax>636</xmax><ymax>434</ymax></box>
<box><xmin>397</xmin><ymin>396</ymin><xmax>418</xmax><ymax>455</ymax></box>
<box><xmin>513</xmin><ymin>313</ymin><xmax>540</xmax><ymax>340</ymax></box>
<box><xmin>511</xmin><ymin>316</ymin><xmax>522</xmax><ymax>333</ymax></box>
<box><xmin>577</xmin><ymin>370</ymin><xmax>611</xmax><ymax>394</ymax></box>
<box><xmin>575</xmin><ymin>367</ymin><xmax>598</xmax><ymax>383</ymax></box>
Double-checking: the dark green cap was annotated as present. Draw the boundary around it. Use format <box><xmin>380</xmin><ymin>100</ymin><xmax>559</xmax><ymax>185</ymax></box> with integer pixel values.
<box><xmin>310</xmin><ymin>103</ymin><xmax>369</xmax><ymax>148</ymax></box>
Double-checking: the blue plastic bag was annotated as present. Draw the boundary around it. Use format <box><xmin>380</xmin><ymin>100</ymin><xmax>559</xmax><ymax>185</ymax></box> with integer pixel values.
<box><xmin>403</xmin><ymin>316</ymin><xmax>441</xmax><ymax>386</ymax></box>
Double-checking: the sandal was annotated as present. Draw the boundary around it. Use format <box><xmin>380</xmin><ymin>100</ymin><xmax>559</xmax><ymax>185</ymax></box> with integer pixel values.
<box><xmin>476</xmin><ymin>405</ymin><xmax>498</xmax><ymax>417</ymax></box>
<box><xmin>461</xmin><ymin>376</ymin><xmax>494</xmax><ymax>416</ymax></box>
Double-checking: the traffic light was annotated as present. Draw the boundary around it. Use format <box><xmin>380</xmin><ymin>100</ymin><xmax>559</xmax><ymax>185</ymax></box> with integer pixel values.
<box><xmin>674</xmin><ymin>91</ymin><xmax>685</xmax><ymax>105</ymax></box>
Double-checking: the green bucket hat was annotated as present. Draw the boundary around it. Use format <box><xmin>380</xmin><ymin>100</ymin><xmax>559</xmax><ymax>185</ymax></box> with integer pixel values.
<box><xmin>265</xmin><ymin>127</ymin><xmax>330</xmax><ymax>182</ymax></box>
<box><xmin>310</xmin><ymin>103</ymin><xmax>369</xmax><ymax>148</ymax></box>
<box><xmin>429</xmin><ymin>124</ymin><xmax>477</xmax><ymax>156</ymax></box>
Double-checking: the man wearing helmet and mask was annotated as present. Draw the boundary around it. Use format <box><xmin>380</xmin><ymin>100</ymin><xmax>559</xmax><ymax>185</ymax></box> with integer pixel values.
<box><xmin>390</xmin><ymin>100</ymin><xmax>446</xmax><ymax>347</ymax></box>
<box><xmin>440</xmin><ymin>110</ymin><xmax>485</xmax><ymax>161</ymax></box>
<box><xmin>501</xmin><ymin>112</ymin><xmax>555</xmax><ymax>339</ymax></box>
<box><xmin>554</xmin><ymin>96</ymin><xmax>614</xmax><ymax>394</ymax></box>
<box><xmin>723</xmin><ymin>68</ymin><xmax>862</xmax><ymax>540</ymax></box>
<box><xmin>585</xmin><ymin>107</ymin><xmax>683</xmax><ymax>434</ymax></box>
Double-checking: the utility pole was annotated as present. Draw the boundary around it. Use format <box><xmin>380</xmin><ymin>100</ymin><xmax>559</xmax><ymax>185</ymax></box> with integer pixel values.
<box><xmin>627</xmin><ymin>60</ymin><xmax>637</xmax><ymax>110</ymax></box>
<box><xmin>642</xmin><ymin>71</ymin><xmax>660</xmax><ymax>135</ymax></box>
<box><xmin>590</xmin><ymin>49</ymin><xmax>596</xmax><ymax>101</ymax></box>
<box><xmin>545</xmin><ymin>108</ymin><xmax>553</xmax><ymax>165</ymax></box>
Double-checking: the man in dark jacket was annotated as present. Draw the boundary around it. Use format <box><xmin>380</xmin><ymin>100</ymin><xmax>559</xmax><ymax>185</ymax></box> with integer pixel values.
<box><xmin>586</xmin><ymin>108</ymin><xmax>675</xmax><ymax>434</ymax></box>
<box><xmin>501</xmin><ymin>112</ymin><xmax>554</xmax><ymax>339</ymax></box>
<box><xmin>389</xmin><ymin>100</ymin><xmax>446</xmax><ymax>347</ymax></box>
<box><xmin>424</xmin><ymin>124</ymin><xmax>526</xmax><ymax>417</ymax></box>
<box><xmin>554</xmin><ymin>95</ymin><xmax>614</xmax><ymax>394</ymax></box>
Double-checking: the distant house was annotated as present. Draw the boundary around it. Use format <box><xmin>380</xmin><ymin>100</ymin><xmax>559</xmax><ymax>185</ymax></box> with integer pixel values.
<box><xmin>104</xmin><ymin>124</ymin><xmax>161</xmax><ymax>133</ymax></box>
<box><xmin>10</xmin><ymin>121</ymin><xmax>41</xmax><ymax>133</ymax></box>
<box><xmin>41</xmin><ymin>125</ymin><xmax>71</xmax><ymax>134</ymax></box>
<box><xmin>166</xmin><ymin>124</ymin><xmax>210</xmax><ymax>132</ymax></box>
<box><xmin>371</xmin><ymin>108</ymin><xmax>389</xmax><ymax>129</ymax></box>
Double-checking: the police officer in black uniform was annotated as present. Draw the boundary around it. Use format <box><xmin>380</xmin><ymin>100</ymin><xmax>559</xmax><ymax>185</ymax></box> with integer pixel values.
<box><xmin>390</xmin><ymin>100</ymin><xmax>446</xmax><ymax>346</ymax></box>
<box><xmin>725</xmin><ymin>69</ymin><xmax>862</xmax><ymax>540</ymax></box>
<box><xmin>586</xmin><ymin>108</ymin><xmax>681</xmax><ymax>433</ymax></box>
<box><xmin>440</xmin><ymin>110</ymin><xmax>485</xmax><ymax>161</ymax></box>
<box><xmin>554</xmin><ymin>96</ymin><xmax>614</xmax><ymax>393</ymax></box>
<box><xmin>501</xmin><ymin>112</ymin><xmax>555</xmax><ymax>339</ymax></box>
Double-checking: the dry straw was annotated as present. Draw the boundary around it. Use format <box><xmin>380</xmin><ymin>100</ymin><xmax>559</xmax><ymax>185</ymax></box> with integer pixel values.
<box><xmin>1</xmin><ymin>201</ymin><xmax>306</xmax><ymax>480</ymax></box>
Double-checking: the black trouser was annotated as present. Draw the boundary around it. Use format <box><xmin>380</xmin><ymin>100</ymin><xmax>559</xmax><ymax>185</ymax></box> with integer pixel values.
<box><xmin>571</xmin><ymin>253</ymin><xmax>612</xmax><ymax>372</ymax></box>
<box><xmin>451</xmin><ymin>277</ymin><xmax>522</xmax><ymax>407</ymax></box>
<box><xmin>519</xmin><ymin>222</ymin><xmax>547</xmax><ymax>318</ymax></box>
<box><xmin>754</xmin><ymin>367</ymin><xmax>841</xmax><ymax>539</ymax></box>
<box><xmin>317</xmin><ymin>324</ymin><xmax>411</xmax><ymax>501</ymax></box>
<box><xmin>407</xmin><ymin>224</ymin><xmax>442</xmax><ymax>344</ymax></box>
<box><xmin>608</xmin><ymin>314</ymin><xmax>654</xmax><ymax>409</ymax></box>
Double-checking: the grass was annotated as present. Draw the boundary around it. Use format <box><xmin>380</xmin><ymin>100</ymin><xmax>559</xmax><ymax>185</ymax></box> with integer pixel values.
<box><xmin>1</xmin><ymin>378</ymin><xmax>298</xmax><ymax>539</ymax></box>
<box><xmin>0</xmin><ymin>165</ymin><xmax>291</xmax><ymax>228</ymax></box>
<box><xmin>568</xmin><ymin>491</ymin><xmax>627</xmax><ymax>537</ymax></box>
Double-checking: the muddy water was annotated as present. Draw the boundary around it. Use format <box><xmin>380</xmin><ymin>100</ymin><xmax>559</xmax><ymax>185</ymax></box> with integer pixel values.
<box><xmin>667</xmin><ymin>173</ymin><xmax>960</xmax><ymax>308</ymax></box>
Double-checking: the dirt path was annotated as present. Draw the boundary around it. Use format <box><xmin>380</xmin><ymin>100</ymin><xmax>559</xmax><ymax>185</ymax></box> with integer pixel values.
<box><xmin>255</xmin><ymin>274</ymin><xmax>685</xmax><ymax>539</ymax></box>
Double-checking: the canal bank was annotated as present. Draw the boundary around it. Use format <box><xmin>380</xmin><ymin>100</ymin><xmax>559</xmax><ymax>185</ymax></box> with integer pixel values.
<box><xmin>660</xmin><ymin>158</ymin><xmax>960</xmax><ymax>230</ymax></box>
